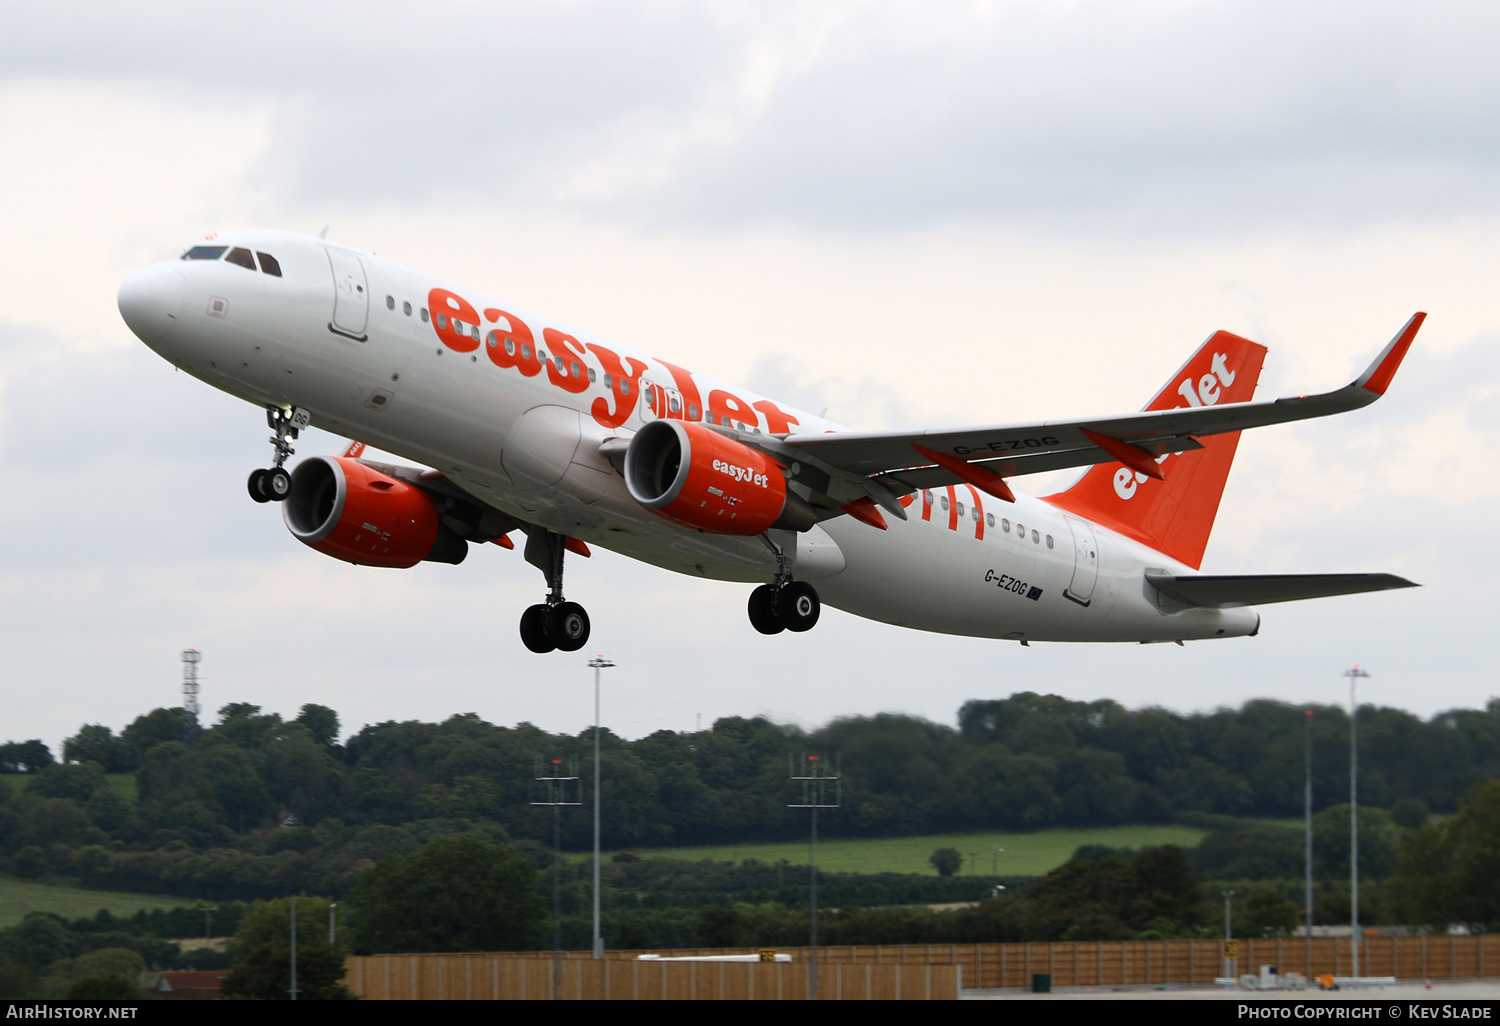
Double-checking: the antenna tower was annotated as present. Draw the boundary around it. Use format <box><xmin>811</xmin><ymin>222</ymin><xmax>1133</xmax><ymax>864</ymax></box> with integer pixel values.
<box><xmin>533</xmin><ymin>755</ymin><xmax>581</xmax><ymax>999</ymax></box>
<box><xmin>181</xmin><ymin>649</ymin><xmax>202</xmax><ymax>745</ymax></box>
<box><xmin>788</xmin><ymin>753</ymin><xmax>840</xmax><ymax>1001</ymax></box>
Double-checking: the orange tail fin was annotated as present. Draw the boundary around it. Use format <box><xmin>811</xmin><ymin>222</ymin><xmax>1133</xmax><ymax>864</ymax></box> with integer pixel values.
<box><xmin>1044</xmin><ymin>331</ymin><xmax>1267</xmax><ymax>569</ymax></box>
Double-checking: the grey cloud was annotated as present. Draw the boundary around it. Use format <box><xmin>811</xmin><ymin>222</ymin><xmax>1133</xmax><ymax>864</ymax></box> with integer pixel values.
<box><xmin>7</xmin><ymin>2</ymin><xmax>1500</xmax><ymax>236</ymax></box>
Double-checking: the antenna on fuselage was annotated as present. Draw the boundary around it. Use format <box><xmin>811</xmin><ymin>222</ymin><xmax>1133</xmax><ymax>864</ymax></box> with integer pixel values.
<box><xmin>317</xmin><ymin>225</ymin><xmax>329</xmax><ymax>240</ymax></box>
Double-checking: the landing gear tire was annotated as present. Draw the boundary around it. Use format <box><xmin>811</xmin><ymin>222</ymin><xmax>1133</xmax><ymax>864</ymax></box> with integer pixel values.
<box><xmin>247</xmin><ymin>469</ymin><xmax>271</xmax><ymax>503</ymax></box>
<box><xmin>775</xmin><ymin>581</ymin><xmax>821</xmax><ymax>633</ymax></box>
<box><xmin>546</xmin><ymin>601</ymin><xmax>591</xmax><ymax>652</ymax></box>
<box><xmin>519</xmin><ymin>604</ymin><xmax>556</xmax><ymax>653</ymax></box>
<box><xmin>748</xmin><ymin>585</ymin><xmax>785</xmax><ymax>635</ymax></box>
<box><xmin>264</xmin><ymin>466</ymin><xmax>292</xmax><ymax>501</ymax></box>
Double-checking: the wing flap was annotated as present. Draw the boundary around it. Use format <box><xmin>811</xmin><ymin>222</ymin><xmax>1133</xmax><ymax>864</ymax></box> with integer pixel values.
<box><xmin>1144</xmin><ymin>570</ymin><xmax>1418</xmax><ymax>608</ymax></box>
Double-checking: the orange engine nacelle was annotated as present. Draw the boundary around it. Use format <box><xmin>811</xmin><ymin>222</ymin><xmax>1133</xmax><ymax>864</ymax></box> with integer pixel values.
<box><xmin>281</xmin><ymin>456</ymin><xmax>467</xmax><ymax>568</ymax></box>
<box><xmin>623</xmin><ymin>420</ymin><xmax>816</xmax><ymax>535</ymax></box>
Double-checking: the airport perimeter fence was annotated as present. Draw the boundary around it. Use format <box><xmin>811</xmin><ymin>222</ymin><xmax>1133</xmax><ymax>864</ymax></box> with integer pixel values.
<box><xmin>342</xmin><ymin>954</ymin><xmax>959</xmax><ymax>1000</ymax></box>
<box><xmin>345</xmin><ymin>934</ymin><xmax>1497</xmax><ymax>997</ymax></box>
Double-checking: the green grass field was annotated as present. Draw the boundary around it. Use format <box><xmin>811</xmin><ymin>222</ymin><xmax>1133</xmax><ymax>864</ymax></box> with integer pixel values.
<box><xmin>0</xmin><ymin>876</ymin><xmax>189</xmax><ymax>928</ymax></box>
<box><xmin>595</xmin><ymin>824</ymin><xmax>1209</xmax><ymax>877</ymax></box>
<box><xmin>103</xmin><ymin>773</ymin><xmax>139</xmax><ymax>803</ymax></box>
<box><xmin>3</xmin><ymin>773</ymin><xmax>138</xmax><ymax>803</ymax></box>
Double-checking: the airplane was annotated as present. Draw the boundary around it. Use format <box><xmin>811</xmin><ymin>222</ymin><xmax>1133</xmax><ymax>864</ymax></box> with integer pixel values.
<box><xmin>117</xmin><ymin>230</ymin><xmax>1419</xmax><ymax>653</ymax></box>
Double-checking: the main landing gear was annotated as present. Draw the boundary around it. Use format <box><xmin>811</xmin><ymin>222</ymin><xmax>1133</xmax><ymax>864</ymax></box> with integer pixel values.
<box><xmin>518</xmin><ymin>529</ymin><xmax>591</xmax><ymax>654</ymax></box>
<box><xmin>248</xmin><ymin>405</ymin><xmax>310</xmax><ymax>503</ymax></box>
<box><xmin>747</xmin><ymin>580</ymin><xmax>821</xmax><ymax>634</ymax></box>
<box><xmin>747</xmin><ymin>536</ymin><xmax>820</xmax><ymax>634</ymax></box>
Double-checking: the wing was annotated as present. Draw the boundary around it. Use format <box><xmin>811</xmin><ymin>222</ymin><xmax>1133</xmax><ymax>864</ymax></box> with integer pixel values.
<box><xmin>1145</xmin><ymin>571</ymin><xmax>1418</xmax><ymax>608</ymax></box>
<box><xmin>779</xmin><ymin>313</ymin><xmax>1424</xmax><ymax>501</ymax></box>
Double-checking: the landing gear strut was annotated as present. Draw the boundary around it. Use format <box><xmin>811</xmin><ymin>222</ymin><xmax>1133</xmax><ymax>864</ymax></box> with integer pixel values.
<box><xmin>248</xmin><ymin>405</ymin><xmax>310</xmax><ymax>503</ymax></box>
<box><xmin>518</xmin><ymin>528</ymin><xmax>591</xmax><ymax>653</ymax></box>
<box><xmin>747</xmin><ymin>534</ymin><xmax>821</xmax><ymax>634</ymax></box>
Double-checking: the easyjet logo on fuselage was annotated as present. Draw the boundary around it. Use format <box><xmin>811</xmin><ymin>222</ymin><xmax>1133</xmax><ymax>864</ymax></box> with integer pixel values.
<box><xmin>425</xmin><ymin>288</ymin><xmax>802</xmax><ymax>437</ymax></box>
<box><xmin>1112</xmin><ymin>351</ymin><xmax>1238</xmax><ymax>501</ymax></box>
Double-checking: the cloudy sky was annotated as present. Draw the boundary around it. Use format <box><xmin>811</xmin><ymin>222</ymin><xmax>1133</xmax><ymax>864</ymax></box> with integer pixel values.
<box><xmin>3</xmin><ymin>0</ymin><xmax>1498</xmax><ymax>753</ymax></box>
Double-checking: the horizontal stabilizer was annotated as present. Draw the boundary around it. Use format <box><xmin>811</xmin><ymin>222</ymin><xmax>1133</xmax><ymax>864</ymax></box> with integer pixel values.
<box><xmin>1144</xmin><ymin>570</ymin><xmax>1418</xmax><ymax>608</ymax></box>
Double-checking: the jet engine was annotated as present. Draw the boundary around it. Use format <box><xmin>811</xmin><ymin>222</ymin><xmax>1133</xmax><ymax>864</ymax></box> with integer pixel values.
<box><xmin>623</xmin><ymin>420</ymin><xmax>816</xmax><ymax>535</ymax></box>
<box><xmin>282</xmin><ymin>456</ymin><xmax>468</xmax><ymax>567</ymax></box>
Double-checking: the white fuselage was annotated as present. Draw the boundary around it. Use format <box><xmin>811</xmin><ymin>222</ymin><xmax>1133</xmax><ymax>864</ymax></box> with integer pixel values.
<box><xmin>122</xmin><ymin>229</ymin><xmax>1258</xmax><ymax>644</ymax></box>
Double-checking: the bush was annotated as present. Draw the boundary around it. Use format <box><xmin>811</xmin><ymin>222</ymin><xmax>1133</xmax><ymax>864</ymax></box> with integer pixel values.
<box><xmin>40</xmin><ymin>947</ymin><xmax>147</xmax><ymax>997</ymax></box>
<box><xmin>0</xmin><ymin>954</ymin><xmax>36</xmax><ymax>999</ymax></box>
<box><xmin>66</xmin><ymin>975</ymin><xmax>141</xmax><ymax>999</ymax></box>
<box><xmin>929</xmin><ymin>847</ymin><xmax>962</xmax><ymax>877</ymax></box>
<box><xmin>221</xmin><ymin>942</ymin><xmax>353</xmax><ymax>1000</ymax></box>
<box><xmin>11</xmin><ymin>846</ymin><xmax>50</xmax><ymax>878</ymax></box>
<box><xmin>350</xmin><ymin>836</ymin><xmax>545</xmax><ymax>952</ymax></box>
<box><xmin>1193</xmin><ymin>827</ymin><xmax>1303</xmax><ymax>880</ymax></box>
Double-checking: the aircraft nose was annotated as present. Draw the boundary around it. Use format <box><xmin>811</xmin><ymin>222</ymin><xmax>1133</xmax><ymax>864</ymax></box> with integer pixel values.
<box><xmin>118</xmin><ymin>263</ymin><xmax>185</xmax><ymax>343</ymax></box>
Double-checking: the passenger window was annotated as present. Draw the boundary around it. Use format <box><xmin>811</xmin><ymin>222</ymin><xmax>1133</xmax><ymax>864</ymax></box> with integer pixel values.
<box><xmin>604</xmin><ymin>374</ymin><xmax>614</xmax><ymax>391</ymax></box>
<box><xmin>420</xmin><ymin>308</ymin><xmax>430</xmax><ymax>323</ymax></box>
<box><xmin>505</xmin><ymin>338</ymin><xmax>516</xmax><ymax>355</ymax></box>
<box><xmin>620</xmin><ymin>380</ymin><xmax>631</xmax><ymax>396</ymax></box>
<box><xmin>472</xmin><ymin>326</ymin><xmax>480</xmax><ymax>342</ymax></box>
<box><xmin>521</xmin><ymin>343</ymin><xmax>532</xmax><ymax>359</ymax></box>
<box><xmin>986</xmin><ymin>513</ymin><xmax>995</xmax><ymax>528</ymax></box>
<box><xmin>436</xmin><ymin>313</ymin><xmax>448</xmax><ymax>329</ymax></box>
<box><xmin>1031</xmin><ymin>529</ymin><xmax>1040</xmax><ymax>543</ymax></box>
<box><xmin>256</xmin><ymin>252</ymin><xmax>282</xmax><ymax>277</ymax></box>
<box><xmin>688</xmin><ymin>404</ymin><xmax>699</xmax><ymax>420</ymax></box>
<box><xmin>955</xmin><ymin>501</ymin><xmax>965</xmax><ymax>517</ymax></box>
<box><xmin>1001</xmin><ymin>519</ymin><xmax>1010</xmax><ymax>532</ymax></box>
<box><xmin>403</xmin><ymin>301</ymin><xmax>412</xmax><ymax>316</ymax></box>
<box><xmin>973</xmin><ymin>507</ymin><xmax>980</xmax><ymax>523</ymax></box>
<box><xmin>182</xmin><ymin>245</ymin><xmax>227</xmax><ymax>260</ymax></box>
<box><xmin>386</xmin><ymin>295</ymin><xmax>395</xmax><ymax>310</ymax></box>
<box><xmin>669</xmin><ymin>395</ymin><xmax>680</xmax><ymax>414</ymax></box>
<box><xmin>1016</xmin><ymin>523</ymin><xmax>1024</xmax><ymax>537</ymax></box>
<box><xmin>225</xmin><ymin>247</ymin><xmax>256</xmax><ymax>270</ymax></box>
<box><xmin>1046</xmin><ymin>535</ymin><xmax>1054</xmax><ymax>549</ymax></box>
<box><xmin>940</xmin><ymin>496</ymin><xmax>949</xmax><ymax>511</ymax></box>
<box><xmin>588</xmin><ymin>367</ymin><xmax>596</xmax><ymax>383</ymax></box>
<box><xmin>923</xmin><ymin>490</ymin><xmax>933</xmax><ymax>505</ymax></box>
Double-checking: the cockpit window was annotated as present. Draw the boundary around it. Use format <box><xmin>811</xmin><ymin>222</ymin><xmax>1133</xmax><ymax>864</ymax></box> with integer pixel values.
<box><xmin>226</xmin><ymin>247</ymin><xmax>256</xmax><ymax>270</ymax></box>
<box><xmin>257</xmin><ymin>252</ymin><xmax>282</xmax><ymax>277</ymax></box>
<box><xmin>182</xmin><ymin>245</ymin><xmax>227</xmax><ymax>261</ymax></box>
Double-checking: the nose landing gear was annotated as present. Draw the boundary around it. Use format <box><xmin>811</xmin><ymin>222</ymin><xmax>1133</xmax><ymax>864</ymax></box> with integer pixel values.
<box><xmin>248</xmin><ymin>405</ymin><xmax>310</xmax><ymax>503</ymax></box>
<box><xmin>518</xmin><ymin>529</ymin><xmax>592</xmax><ymax>653</ymax></box>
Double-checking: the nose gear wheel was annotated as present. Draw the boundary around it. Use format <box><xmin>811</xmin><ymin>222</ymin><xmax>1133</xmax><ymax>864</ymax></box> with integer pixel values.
<box><xmin>248</xmin><ymin>405</ymin><xmax>310</xmax><ymax>504</ymax></box>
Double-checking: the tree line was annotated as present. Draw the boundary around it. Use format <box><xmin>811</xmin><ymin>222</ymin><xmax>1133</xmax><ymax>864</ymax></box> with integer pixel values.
<box><xmin>3</xmin><ymin>691</ymin><xmax>1499</xmax><ymax>899</ymax></box>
